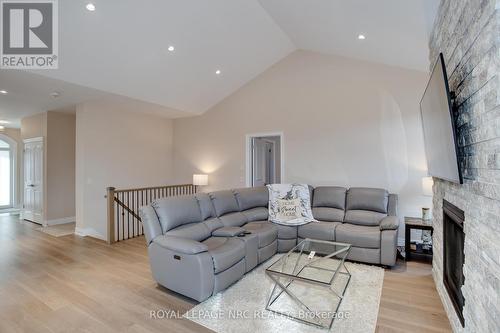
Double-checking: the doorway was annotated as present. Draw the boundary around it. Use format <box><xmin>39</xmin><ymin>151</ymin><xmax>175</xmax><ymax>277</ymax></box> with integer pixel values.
<box><xmin>0</xmin><ymin>134</ymin><xmax>16</xmax><ymax>209</ymax></box>
<box><xmin>246</xmin><ymin>133</ymin><xmax>283</xmax><ymax>187</ymax></box>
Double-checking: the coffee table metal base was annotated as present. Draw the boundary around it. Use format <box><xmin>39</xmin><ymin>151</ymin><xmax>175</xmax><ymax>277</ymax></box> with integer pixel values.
<box><xmin>265</xmin><ymin>239</ymin><xmax>352</xmax><ymax>329</ymax></box>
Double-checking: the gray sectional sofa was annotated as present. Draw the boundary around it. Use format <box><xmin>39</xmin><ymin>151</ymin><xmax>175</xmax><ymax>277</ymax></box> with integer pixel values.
<box><xmin>139</xmin><ymin>186</ymin><xmax>398</xmax><ymax>302</ymax></box>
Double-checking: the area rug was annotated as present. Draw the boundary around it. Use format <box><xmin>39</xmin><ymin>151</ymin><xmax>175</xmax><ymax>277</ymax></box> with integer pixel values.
<box><xmin>185</xmin><ymin>254</ymin><xmax>384</xmax><ymax>332</ymax></box>
<box><xmin>36</xmin><ymin>222</ymin><xmax>75</xmax><ymax>237</ymax></box>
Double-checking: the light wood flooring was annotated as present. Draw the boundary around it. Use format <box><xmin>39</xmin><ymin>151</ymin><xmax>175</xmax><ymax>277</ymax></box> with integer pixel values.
<box><xmin>0</xmin><ymin>214</ymin><xmax>451</xmax><ymax>332</ymax></box>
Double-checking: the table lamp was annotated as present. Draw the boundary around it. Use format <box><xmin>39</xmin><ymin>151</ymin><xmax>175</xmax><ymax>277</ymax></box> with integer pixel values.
<box><xmin>193</xmin><ymin>174</ymin><xmax>208</xmax><ymax>192</ymax></box>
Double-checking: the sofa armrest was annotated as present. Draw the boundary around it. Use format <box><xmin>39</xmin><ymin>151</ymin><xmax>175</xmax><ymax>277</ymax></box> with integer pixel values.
<box><xmin>212</xmin><ymin>227</ymin><xmax>246</xmax><ymax>237</ymax></box>
<box><xmin>153</xmin><ymin>236</ymin><xmax>208</xmax><ymax>254</ymax></box>
<box><xmin>380</xmin><ymin>216</ymin><xmax>399</xmax><ymax>230</ymax></box>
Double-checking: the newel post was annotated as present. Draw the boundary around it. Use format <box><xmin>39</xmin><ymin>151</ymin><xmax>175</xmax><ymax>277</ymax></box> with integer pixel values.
<box><xmin>106</xmin><ymin>187</ymin><xmax>116</xmax><ymax>244</ymax></box>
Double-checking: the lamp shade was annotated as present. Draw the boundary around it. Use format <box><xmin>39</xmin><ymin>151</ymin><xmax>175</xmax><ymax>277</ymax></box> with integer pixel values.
<box><xmin>193</xmin><ymin>174</ymin><xmax>208</xmax><ymax>186</ymax></box>
<box><xmin>422</xmin><ymin>177</ymin><xmax>434</xmax><ymax>196</ymax></box>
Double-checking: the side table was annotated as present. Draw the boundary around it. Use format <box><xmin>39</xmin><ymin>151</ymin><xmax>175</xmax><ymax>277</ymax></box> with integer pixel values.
<box><xmin>405</xmin><ymin>217</ymin><xmax>433</xmax><ymax>262</ymax></box>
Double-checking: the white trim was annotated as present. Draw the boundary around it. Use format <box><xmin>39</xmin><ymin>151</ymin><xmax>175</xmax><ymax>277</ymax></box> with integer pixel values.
<box><xmin>75</xmin><ymin>227</ymin><xmax>106</xmax><ymax>240</ymax></box>
<box><xmin>23</xmin><ymin>137</ymin><xmax>44</xmax><ymax>143</ymax></box>
<box><xmin>245</xmin><ymin>131</ymin><xmax>284</xmax><ymax>187</ymax></box>
<box><xmin>45</xmin><ymin>216</ymin><xmax>76</xmax><ymax>226</ymax></box>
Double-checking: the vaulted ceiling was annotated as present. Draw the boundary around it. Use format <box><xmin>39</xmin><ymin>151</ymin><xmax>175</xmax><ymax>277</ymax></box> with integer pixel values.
<box><xmin>0</xmin><ymin>0</ymin><xmax>439</xmax><ymax>126</ymax></box>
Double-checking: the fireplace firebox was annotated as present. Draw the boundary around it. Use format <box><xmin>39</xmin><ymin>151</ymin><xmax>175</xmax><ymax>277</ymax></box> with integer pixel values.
<box><xmin>443</xmin><ymin>199</ymin><xmax>465</xmax><ymax>327</ymax></box>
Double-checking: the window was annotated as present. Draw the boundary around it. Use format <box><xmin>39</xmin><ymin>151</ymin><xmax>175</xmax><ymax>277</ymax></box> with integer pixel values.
<box><xmin>0</xmin><ymin>138</ymin><xmax>13</xmax><ymax>208</ymax></box>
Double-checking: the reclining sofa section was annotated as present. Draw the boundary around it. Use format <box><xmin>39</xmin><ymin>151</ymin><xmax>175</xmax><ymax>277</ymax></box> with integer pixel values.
<box><xmin>139</xmin><ymin>186</ymin><xmax>398</xmax><ymax>302</ymax></box>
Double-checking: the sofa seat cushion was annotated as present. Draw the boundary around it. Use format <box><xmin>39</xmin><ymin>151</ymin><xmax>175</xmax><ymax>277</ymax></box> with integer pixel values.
<box><xmin>202</xmin><ymin>237</ymin><xmax>246</xmax><ymax>274</ymax></box>
<box><xmin>242</xmin><ymin>207</ymin><xmax>268</xmax><ymax>222</ymax></box>
<box><xmin>297</xmin><ymin>221</ymin><xmax>339</xmax><ymax>241</ymax></box>
<box><xmin>242</xmin><ymin>221</ymin><xmax>278</xmax><ymax>248</ymax></box>
<box><xmin>312</xmin><ymin>207</ymin><xmax>344</xmax><ymax>222</ymax></box>
<box><xmin>276</xmin><ymin>224</ymin><xmax>297</xmax><ymax>239</ymax></box>
<box><xmin>344</xmin><ymin>210</ymin><xmax>387</xmax><ymax>226</ymax></box>
<box><xmin>335</xmin><ymin>224</ymin><xmax>381</xmax><ymax>249</ymax></box>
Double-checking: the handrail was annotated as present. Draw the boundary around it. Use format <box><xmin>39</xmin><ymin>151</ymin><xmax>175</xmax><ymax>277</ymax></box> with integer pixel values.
<box><xmin>106</xmin><ymin>184</ymin><xmax>197</xmax><ymax>244</ymax></box>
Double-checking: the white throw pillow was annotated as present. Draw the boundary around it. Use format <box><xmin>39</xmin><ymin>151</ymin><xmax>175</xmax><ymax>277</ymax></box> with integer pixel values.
<box><xmin>267</xmin><ymin>183</ymin><xmax>316</xmax><ymax>226</ymax></box>
<box><xmin>276</xmin><ymin>198</ymin><xmax>301</xmax><ymax>221</ymax></box>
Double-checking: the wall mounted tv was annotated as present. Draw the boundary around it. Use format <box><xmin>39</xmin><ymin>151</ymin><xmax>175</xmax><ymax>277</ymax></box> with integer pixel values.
<box><xmin>420</xmin><ymin>53</ymin><xmax>463</xmax><ymax>184</ymax></box>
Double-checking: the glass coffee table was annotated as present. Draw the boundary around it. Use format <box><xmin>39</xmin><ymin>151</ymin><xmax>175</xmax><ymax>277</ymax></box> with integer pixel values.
<box><xmin>265</xmin><ymin>238</ymin><xmax>352</xmax><ymax>329</ymax></box>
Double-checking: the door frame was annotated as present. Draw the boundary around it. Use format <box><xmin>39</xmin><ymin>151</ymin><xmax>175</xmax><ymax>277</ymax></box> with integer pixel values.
<box><xmin>0</xmin><ymin>133</ymin><xmax>17</xmax><ymax>209</ymax></box>
<box><xmin>245</xmin><ymin>132</ymin><xmax>284</xmax><ymax>187</ymax></box>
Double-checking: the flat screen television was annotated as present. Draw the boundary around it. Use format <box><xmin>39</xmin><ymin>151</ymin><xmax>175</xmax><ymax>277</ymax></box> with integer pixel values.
<box><xmin>420</xmin><ymin>53</ymin><xmax>463</xmax><ymax>184</ymax></box>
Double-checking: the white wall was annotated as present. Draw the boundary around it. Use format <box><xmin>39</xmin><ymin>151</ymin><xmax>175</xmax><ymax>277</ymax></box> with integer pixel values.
<box><xmin>173</xmin><ymin>50</ymin><xmax>433</xmax><ymax>240</ymax></box>
<box><xmin>75</xmin><ymin>101</ymin><xmax>175</xmax><ymax>240</ymax></box>
<box><xmin>46</xmin><ymin>111</ymin><xmax>76</xmax><ymax>222</ymax></box>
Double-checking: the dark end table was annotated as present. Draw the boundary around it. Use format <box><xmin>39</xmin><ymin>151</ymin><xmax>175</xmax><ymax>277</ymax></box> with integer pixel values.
<box><xmin>405</xmin><ymin>217</ymin><xmax>433</xmax><ymax>262</ymax></box>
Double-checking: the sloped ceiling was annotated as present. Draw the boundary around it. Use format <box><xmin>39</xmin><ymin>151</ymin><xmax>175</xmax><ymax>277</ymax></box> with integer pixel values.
<box><xmin>259</xmin><ymin>0</ymin><xmax>439</xmax><ymax>71</ymax></box>
<box><xmin>0</xmin><ymin>0</ymin><xmax>438</xmax><ymax>126</ymax></box>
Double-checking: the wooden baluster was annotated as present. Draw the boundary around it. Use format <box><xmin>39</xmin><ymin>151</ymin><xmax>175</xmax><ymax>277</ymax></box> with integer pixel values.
<box><xmin>132</xmin><ymin>190</ymin><xmax>135</xmax><ymax>238</ymax></box>
<box><xmin>127</xmin><ymin>191</ymin><xmax>130</xmax><ymax>240</ymax></box>
<box><xmin>106</xmin><ymin>187</ymin><xmax>116</xmax><ymax>244</ymax></box>
<box><xmin>121</xmin><ymin>192</ymin><xmax>125</xmax><ymax>241</ymax></box>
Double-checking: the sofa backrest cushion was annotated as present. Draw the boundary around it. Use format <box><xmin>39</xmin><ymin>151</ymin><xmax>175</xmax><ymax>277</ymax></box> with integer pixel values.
<box><xmin>195</xmin><ymin>193</ymin><xmax>216</xmax><ymax>220</ymax></box>
<box><xmin>312</xmin><ymin>207</ymin><xmax>345</xmax><ymax>222</ymax></box>
<box><xmin>346</xmin><ymin>187</ymin><xmax>388</xmax><ymax>214</ymax></box>
<box><xmin>210</xmin><ymin>190</ymin><xmax>240</xmax><ymax>216</ymax></box>
<box><xmin>139</xmin><ymin>205</ymin><xmax>163</xmax><ymax>245</ymax></box>
<box><xmin>312</xmin><ymin>186</ymin><xmax>347</xmax><ymax>210</ymax></box>
<box><xmin>152</xmin><ymin>195</ymin><xmax>202</xmax><ymax>233</ymax></box>
<box><xmin>242</xmin><ymin>207</ymin><xmax>269</xmax><ymax>222</ymax></box>
<box><xmin>234</xmin><ymin>187</ymin><xmax>268</xmax><ymax>210</ymax></box>
<box><xmin>344</xmin><ymin>210</ymin><xmax>387</xmax><ymax>226</ymax></box>
<box><xmin>218</xmin><ymin>212</ymin><xmax>248</xmax><ymax>227</ymax></box>
<box><xmin>165</xmin><ymin>222</ymin><xmax>211</xmax><ymax>242</ymax></box>
<box><xmin>387</xmin><ymin>194</ymin><xmax>398</xmax><ymax>216</ymax></box>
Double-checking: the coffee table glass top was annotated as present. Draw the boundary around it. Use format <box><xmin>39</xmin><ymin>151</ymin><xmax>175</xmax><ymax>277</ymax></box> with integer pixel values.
<box><xmin>266</xmin><ymin>238</ymin><xmax>351</xmax><ymax>284</ymax></box>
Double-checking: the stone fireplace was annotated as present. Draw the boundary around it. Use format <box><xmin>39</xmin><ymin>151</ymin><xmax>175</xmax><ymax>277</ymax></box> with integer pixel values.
<box><xmin>442</xmin><ymin>200</ymin><xmax>465</xmax><ymax>326</ymax></box>
<box><xmin>429</xmin><ymin>0</ymin><xmax>500</xmax><ymax>332</ymax></box>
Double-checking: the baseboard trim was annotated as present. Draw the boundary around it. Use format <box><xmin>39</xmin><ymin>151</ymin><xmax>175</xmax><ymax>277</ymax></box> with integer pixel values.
<box><xmin>75</xmin><ymin>227</ymin><xmax>106</xmax><ymax>241</ymax></box>
<box><xmin>45</xmin><ymin>216</ymin><xmax>76</xmax><ymax>226</ymax></box>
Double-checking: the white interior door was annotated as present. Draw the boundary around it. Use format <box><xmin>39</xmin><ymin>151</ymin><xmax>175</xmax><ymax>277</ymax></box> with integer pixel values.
<box><xmin>23</xmin><ymin>139</ymin><xmax>43</xmax><ymax>224</ymax></box>
<box><xmin>252</xmin><ymin>138</ymin><xmax>267</xmax><ymax>187</ymax></box>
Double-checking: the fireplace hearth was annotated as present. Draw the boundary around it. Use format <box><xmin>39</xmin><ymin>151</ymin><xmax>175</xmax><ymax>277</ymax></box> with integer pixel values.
<box><xmin>443</xmin><ymin>199</ymin><xmax>465</xmax><ymax>327</ymax></box>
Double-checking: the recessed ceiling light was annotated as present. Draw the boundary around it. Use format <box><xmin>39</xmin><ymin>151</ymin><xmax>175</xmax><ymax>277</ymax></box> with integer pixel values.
<box><xmin>50</xmin><ymin>91</ymin><xmax>61</xmax><ymax>98</ymax></box>
<box><xmin>0</xmin><ymin>120</ymin><xmax>10</xmax><ymax>124</ymax></box>
<box><xmin>167</xmin><ymin>46</ymin><xmax>175</xmax><ymax>52</ymax></box>
<box><xmin>86</xmin><ymin>3</ymin><xmax>96</xmax><ymax>11</ymax></box>
<box><xmin>215</xmin><ymin>70</ymin><xmax>221</xmax><ymax>75</ymax></box>
<box><xmin>0</xmin><ymin>90</ymin><xmax>7</xmax><ymax>94</ymax></box>
<box><xmin>0</xmin><ymin>126</ymin><xmax>4</xmax><ymax>131</ymax></box>
<box><xmin>358</xmin><ymin>34</ymin><xmax>366</xmax><ymax>40</ymax></box>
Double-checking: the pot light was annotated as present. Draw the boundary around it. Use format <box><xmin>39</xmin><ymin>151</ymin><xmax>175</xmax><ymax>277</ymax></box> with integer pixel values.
<box><xmin>358</xmin><ymin>34</ymin><xmax>366</xmax><ymax>40</ymax></box>
<box><xmin>86</xmin><ymin>3</ymin><xmax>96</xmax><ymax>11</ymax></box>
<box><xmin>0</xmin><ymin>90</ymin><xmax>7</xmax><ymax>94</ymax></box>
<box><xmin>167</xmin><ymin>46</ymin><xmax>175</xmax><ymax>52</ymax></box>
<box><xmin>50</xmin><ymin>91</ymin><xmax>61</xmax><ymax>98</ymax></box>
<box><xmin>0</xmin><ymin>126</ymin><xmax>4</xmax><ymax>131</ymax></box>
<box><xmin>215</xmin><ymin>70</ymin><xmax>221</xmax><ymax>75</ymax></box>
